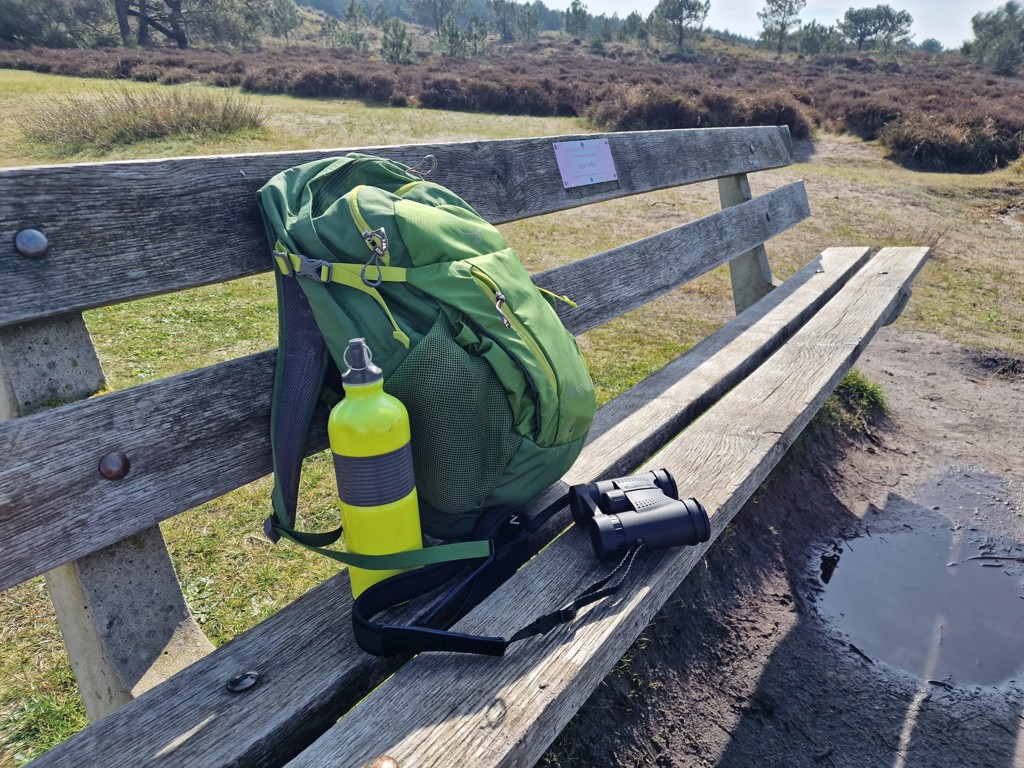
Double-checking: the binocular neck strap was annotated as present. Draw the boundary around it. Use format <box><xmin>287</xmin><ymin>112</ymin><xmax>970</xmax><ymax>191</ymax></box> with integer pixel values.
<box><xmin>508</xmin><ymin>542</ymin><xmax>644</xmax><ymax>644</ymax></box>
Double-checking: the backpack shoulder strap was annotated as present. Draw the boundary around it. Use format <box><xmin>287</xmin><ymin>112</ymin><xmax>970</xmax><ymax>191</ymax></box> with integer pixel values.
<box><xmin>264</xmin><ymin>266</ymin><xmax>330</xmax><ymax>542</ymax></box>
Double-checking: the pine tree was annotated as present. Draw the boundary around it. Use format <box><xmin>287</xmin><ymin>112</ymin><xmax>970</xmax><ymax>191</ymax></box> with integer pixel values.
<box><xmin>344</xmin><ymin>0</ymin><xmax>369</xmax><ymax>50</ymax></box>
<box><xmin>437</xmin><ymin>13</ymin><xmax>466</xmax><ymax>55</ymax></box>
<box><xmin>380</xmin><ymin>16</ymin><xmax>414</xmax><ymax>62</ymax></box>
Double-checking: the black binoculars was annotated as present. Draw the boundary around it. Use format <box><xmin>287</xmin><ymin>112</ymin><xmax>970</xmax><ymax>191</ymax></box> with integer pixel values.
<box><xmin>568</xmin><ymin>469</ymin><xmax>711</xmax><ymax>561</ymax></box>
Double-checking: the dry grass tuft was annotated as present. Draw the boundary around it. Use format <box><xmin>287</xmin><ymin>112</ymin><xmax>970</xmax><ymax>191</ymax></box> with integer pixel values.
<box><xmin>22</xmin><ymin>87</ymin><xmax>267</xmax><ymax>153</ymax></box>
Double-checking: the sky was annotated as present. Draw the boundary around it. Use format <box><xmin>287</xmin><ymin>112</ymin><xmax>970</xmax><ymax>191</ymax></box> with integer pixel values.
<box><xmin>542</xmin><ymin>1</ymin><xmax>1008</xmax><ymax>49</ymax></box>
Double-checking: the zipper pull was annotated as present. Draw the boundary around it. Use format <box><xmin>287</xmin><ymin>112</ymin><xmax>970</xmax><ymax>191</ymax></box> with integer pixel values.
<box><xmin>495</xmin><ymin>293</ymin><xmax>512</xmax><ymax>328</ymax></box>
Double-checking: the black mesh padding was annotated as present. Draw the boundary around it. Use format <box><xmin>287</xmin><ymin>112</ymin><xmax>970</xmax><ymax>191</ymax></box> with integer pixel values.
<box><xmin>272</xmin><ymin>277</ymin><xmax>327</xmax><ymax>526</ymax></box>
<box><xmin>385</xmin><ymin>314</ymin><xmax>522</xmax><ymax>524</ymax></box>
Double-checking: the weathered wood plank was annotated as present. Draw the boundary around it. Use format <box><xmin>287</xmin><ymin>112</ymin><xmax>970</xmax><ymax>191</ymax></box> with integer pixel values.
<box><xmin>0</xmin><ymin>312</ymin><xmax>213</xmax><ymax>720</ymax></box>
<box><xmin>0</xmin><ymin>127</ymin><xmax>794</xmax><ymax>327</ymax></box>
<box><xmin>0</xmin><ymin>351</ymin><xmax>284</xmax><ymax>592</ymax></box>
<box><xmin>25</xmin><ymin>248</ymin><xmax>871</xmax><ymax>768</ymax></box>
<box><xmin>540</xmin><ymin>181</ymin><xmax>808</xmax><ymax>335</ymax></box>
<box><xmin>0</xmin><ymin>186</ymin><xmax>808</xmax><ymax>591</ymax></box>
<box><xmin>286</xmin><ymin>247</ymin><xmax>930</xmax><ymax>768</ymax></box>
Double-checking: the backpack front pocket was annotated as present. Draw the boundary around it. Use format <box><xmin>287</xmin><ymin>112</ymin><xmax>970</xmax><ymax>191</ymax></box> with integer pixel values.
<box><xmin>385</xmin><ymin>313</ymin><xmax>523</xmax><ymax>539</ymax></box>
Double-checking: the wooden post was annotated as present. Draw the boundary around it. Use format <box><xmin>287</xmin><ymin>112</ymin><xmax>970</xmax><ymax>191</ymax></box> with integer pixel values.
<box><xmin>0</xmin><ymin>313</ymin><xmax>213</xmax><ymax>722</ymax></box>
<box><xmin>718</xmin><ymin>173</ymin><xmax>779</xmax><ymax>314</ymax></box>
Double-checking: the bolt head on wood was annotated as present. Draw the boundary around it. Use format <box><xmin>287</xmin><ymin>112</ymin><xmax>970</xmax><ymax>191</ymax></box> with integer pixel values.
<box><xmin>226</xmin><ymin>670</ymin><xmax>260</xmax><ymax>693</ymax></box>
<box><xmin>98</xmin><ymin>452</ymin><xmax>131</xmax><ymax>480</ymax></box>
<box><xmin>15</xmin><ymin>229</ymin><xmax>49</xmax><ymax>259</ymax></box>
<box><xmin>362</xmin><ymin>757</ymin><xmax>399</xmax><ymax>768</ymax></box>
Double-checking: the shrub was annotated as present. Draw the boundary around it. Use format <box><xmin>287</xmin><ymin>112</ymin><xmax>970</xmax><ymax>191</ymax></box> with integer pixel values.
<box><xmin>588</xmin><ymin>85</ymin><xmax>812</xmax><ymax>139</ymax></box>
<box><xmin>22</xmin><ymin>88</ymin><xmax>268</xmax><ymax>153</ymax></box>
<box><xmin>158</xmin><ymin>68</ymin><xmax>196</xmax><ymax>85</ymax></box>
<box><xmin>879</xmin><ymin>111</ymin><xmax>1024</xmax><ymax>172</ymax></box>
<box><xmin>587</xmin><ymin>85</ymin><xmax>704</xmax><ymax>131</ymax></box>
<box><xmin>130</xmin><ymin>65</ymin><xmax>163</xmax><ymax>83</ymax></box>
<box><xmin>419</xmin><ymin>76</ymin><xmax>557</xmax><ymax>116</ymax></box>
<box><xmin>738</xmin><ymin>92</ymin><xmax>813</xmax><ymax>140</ymax></box>
<box><xmin>842</xmin><ymin>98</ymin><xmax>902</xmax><ymax>139</ymax></box>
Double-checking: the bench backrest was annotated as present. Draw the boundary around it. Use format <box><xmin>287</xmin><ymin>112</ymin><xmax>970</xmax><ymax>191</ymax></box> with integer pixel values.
<box><xmin>0</xmin><ymin>126</ymin><xmax>802</xmax><ymax>581</ymax></box>
<box><xmin>0</xmin><ymin>126</ymin><xmax>807</xmax><ymax>592</ymax></box>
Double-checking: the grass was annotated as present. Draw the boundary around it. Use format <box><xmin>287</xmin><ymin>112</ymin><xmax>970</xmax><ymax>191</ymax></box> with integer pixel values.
<box><xmin>21</xmin><ymin>87</ymin><xmax>269</xmax><ymax>154</ymax></box>
<box><xmin>815</xmin><ymin>369</ymin><xmax>889</xmax><ymax>434</ymax></box>
<box><xmin>0</xmin><ymin>70</ymin><xmax>588</xmax><ymax>167</ymax></box>
<box><xmin>1</xmin><ymin>69</ymin><xmax>1022</xmax><ymax>764</ymax></box>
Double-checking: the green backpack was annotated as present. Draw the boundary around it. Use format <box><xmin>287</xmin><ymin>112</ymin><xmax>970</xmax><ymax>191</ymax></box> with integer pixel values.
<box><xmin>257</xmin><ymin>153</ymin><xmax>596</xmax><ymax>562</ymax></box>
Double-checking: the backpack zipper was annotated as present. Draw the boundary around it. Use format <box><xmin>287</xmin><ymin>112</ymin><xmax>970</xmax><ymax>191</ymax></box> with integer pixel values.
<box><xmin>470</xmin><ymin>266</ymin><xmax>558</xmax><ymax>397</ymax></box>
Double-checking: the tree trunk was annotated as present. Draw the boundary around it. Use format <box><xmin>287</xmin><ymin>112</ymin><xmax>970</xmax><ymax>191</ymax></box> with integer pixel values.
<box><xmin>137</xmin><ymin>0</ymin><xmax>150</xmax><ymax>46</ymax></box>
<box><xmin>163</xmin><ymin>0</ymin><xmax>190</xmax><ymax>49</ymax></box>
<box><xmin>114</xmin><ymin>0</ymin><xmax>133</xmax><ymax>46</ymax></box>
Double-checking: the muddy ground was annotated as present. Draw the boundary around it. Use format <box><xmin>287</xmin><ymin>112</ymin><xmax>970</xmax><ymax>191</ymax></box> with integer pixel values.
<box><xmin>547</xmin><ymin>328</ymin><xmax>1024</xmax><ymax>767</ymax></box>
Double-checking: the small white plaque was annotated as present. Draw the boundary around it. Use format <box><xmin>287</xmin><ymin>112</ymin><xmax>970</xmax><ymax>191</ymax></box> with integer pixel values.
<box><xmin>552</xmin><ymin>139</ymin><xmax>618</xmax><ymax>189</ymax></box>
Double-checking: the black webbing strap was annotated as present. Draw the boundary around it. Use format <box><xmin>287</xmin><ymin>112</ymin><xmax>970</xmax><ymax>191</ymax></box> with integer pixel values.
<box><xmin>352</xmin><ymin>521</ymin><xmax>645</xmax><ymax>658</ymax></box>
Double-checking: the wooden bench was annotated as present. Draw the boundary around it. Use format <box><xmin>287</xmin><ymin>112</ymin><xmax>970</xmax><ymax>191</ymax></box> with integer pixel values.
<box><xmin>0</xmin><ymin>126</ymin><xmax>928</xmax><ymax>767</ymax></box>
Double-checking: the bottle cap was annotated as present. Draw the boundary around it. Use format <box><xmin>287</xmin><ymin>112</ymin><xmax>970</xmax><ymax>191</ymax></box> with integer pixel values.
<box><xmin>342</xmin><ymin>338</ymin><xmax>383</xmax><ymax>386</ymax></box>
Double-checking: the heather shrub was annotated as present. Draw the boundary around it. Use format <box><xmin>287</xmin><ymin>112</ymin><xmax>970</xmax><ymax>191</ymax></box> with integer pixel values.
<box><xmin>158</xmin><ymin>68</ymin><xmax>196</xmax><ymax>85</ymax></box>
<box><xmin>207</xmin><ymin>71</ymin><xmax>244</xmax><ymax>87</ymax></box>
<box><xmin>588</xmin><ymin>85</ymin><xmax>811</xmax><ymax>138</ymax></box>
<box><xmin>738</xmin><ymin>92</ymin><xmax>813</xmax><ymax>139</ymax></box>
<box><xmin>471</xmin><ymin>79</ymin><xmax>557</xmax><ymax>115</ymax></box>
<box><xmin>879</xmin><ymin>112</ymin><xmax>1024</xmax><ymax>172</ymax></box>
<box><xmin>241</xmin><ymin>65</ymin><xmax>296</xmax><ymax>94</ymax></box>
<box><xmin>130</xmin><ymin>65</ymin><xmax>163</xmax><ymax>82</ymax></box>
<box><xmin>842</xmin><ymin>98</ymin><xmax>902</xmax><ymax>139</ymax></box>
<box><xmin>700</xmin><ymin>91</ymin><xmax>742</xmax><ymax>126</ymax></box>
<box><xmin>418</xmin><ymin>76</ymin><xmax>469</xmax><ymax>110</ymax></box>
<box><xmin>282</xmin><ymin>68</ymin><xmax>348</xmax><ymax>98</ymax></box>
<box><xmin>287</xmin><ymin>68</ymin><xmax>393</xmax><ymax>101</ymax></box>
<box><xmin>420</xmin><ymin>76</ymin><xmax>557</xmax><ymax>115</ymax></box>
<box><xmin>587</xmin><ymin>85</ymin><xmax>704</xmax><ymax>130</ymax></box>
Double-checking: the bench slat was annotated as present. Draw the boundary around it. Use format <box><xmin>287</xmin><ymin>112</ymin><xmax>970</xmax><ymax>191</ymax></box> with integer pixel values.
<box><xmin>0</xmin><ymin>351</ymin><xmax>284</xmax><ymax>591</ymax></box>
<box><xmin>286</xmin><ymin>247</ymin><xmax>930</xmax><ymax>768</ymax></box>
<box><xmin>539</xmin><ymin>181</ymin><xmax>808</xmax><ymax>335</ymax></box>
<box><xmin>0</xmin><ymin>127</ymin><xmax>794</xmax><ymax>327</ymax></box>
<box><xmin>0</xmin><ymin>184</ymin><xmax>807</xmax><ymax>590</ymax></box>
<box><xmin>27</xmin><ymin>247</ymin><xmax>871</xmax><ymax>768</ymax></box>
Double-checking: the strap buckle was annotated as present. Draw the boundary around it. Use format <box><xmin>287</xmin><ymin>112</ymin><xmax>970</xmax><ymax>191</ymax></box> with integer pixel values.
<box><xmin>295</xmin><ymin>254</ymin><xmax>333</xmax><ymax>283</ymax></box>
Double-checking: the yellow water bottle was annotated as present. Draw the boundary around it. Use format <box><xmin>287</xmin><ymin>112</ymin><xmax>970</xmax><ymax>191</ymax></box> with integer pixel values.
<box><xmin>329</xmin><ymin>338</ymin><xmax>423</xmax><ymax>598</ymax></box>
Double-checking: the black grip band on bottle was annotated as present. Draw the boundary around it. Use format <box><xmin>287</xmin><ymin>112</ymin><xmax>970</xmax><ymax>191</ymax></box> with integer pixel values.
<box><xmin>333</xmin><ymin>444</ymin><xmax>416</xmax><ymax>506</ymax></box>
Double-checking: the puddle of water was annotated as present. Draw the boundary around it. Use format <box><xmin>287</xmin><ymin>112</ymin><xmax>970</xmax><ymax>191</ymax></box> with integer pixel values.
<box><xmin>817</xmin><ymin>471</ymin><xmax>1024</xmax><ymax>687</ymax></box>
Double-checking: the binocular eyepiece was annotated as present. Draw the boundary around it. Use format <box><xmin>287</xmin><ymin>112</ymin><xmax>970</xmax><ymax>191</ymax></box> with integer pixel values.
<box><xmin>568</xmin><ymin>469</ymin><xmax>711</xmax><ymax>561</ymax></box>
